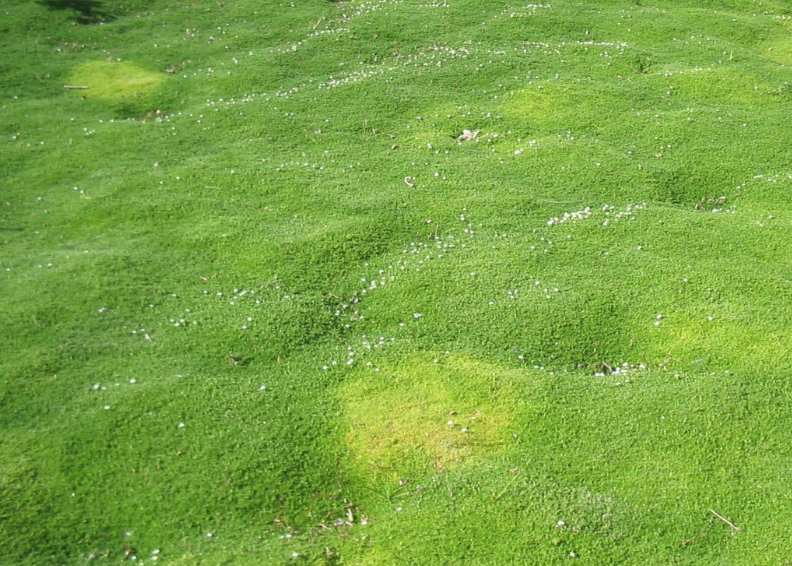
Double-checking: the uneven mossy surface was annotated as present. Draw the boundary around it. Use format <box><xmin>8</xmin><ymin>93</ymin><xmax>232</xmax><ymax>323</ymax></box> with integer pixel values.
<box><xmin>3</xmin><ymin>0</ymin><xmax>792</xmax><ymax>564</ymax></box>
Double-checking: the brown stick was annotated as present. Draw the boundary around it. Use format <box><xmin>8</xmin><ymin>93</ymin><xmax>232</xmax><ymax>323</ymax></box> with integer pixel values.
<box><xmin>63</xmin><ymin>85</ymin><xmax>88</xmax><ymax>90</ymax></box>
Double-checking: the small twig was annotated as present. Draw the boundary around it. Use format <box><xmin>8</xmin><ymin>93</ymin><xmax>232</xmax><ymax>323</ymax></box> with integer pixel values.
<box><xmin>312</xmin><ymin>17</ymin><xmax>324</xmax><ymax>30</ymax></box>
<box><xmin>63</xmin><ymin>85</ymin><xmax>88</xmax><ymax>90</ymax></box>
<box><xmin>403</xmin><ymin>176</ymin><xmax>415</xmax><ymax>188</ymax></box>
<box><xmin>710</xmin><ymin>509</ymin><xmax>741</xmax><ymax>534</ymax></box>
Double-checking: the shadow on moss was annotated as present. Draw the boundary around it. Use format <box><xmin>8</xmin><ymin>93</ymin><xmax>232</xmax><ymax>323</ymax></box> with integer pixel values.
<box><xmin>37</xmin><ymin>0</ymin><xmax>115</xmax><ymax>24</ymax></box>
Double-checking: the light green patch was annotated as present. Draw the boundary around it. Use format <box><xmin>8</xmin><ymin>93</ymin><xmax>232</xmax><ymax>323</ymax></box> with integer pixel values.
<box><xmin>339</xmin><ymin>354</ymin><xmax>525</xmax><ymax>480</ymax></box>
<box><xmin>68</xmin><ymin>60</ymin><xmax>163</xmax><ymax>100</ymax></box>
<box><xmin>502</xmin><ymin>82</ymin><xmax>627</xmax><ymax>127</ymax></box>
<box><xmin>347</xmin><ymin>547</ymin><xmax>398</xmax><ymax>566</ymax></box>
<box><xmin>395</xmin><ymin>102</ymin><xmax>481</xmax><ymax>148</ymax></box>
<box><xmin>642</xmin><ymin>313</ymin><xmax>792</xmax><ymax>371</ymax></box>
<box><xmin>759</xmin><ymin>36</ymin><xmax>792</xmax><ymax>65</ymax></box>
<box><xmin>662</xmin><ymin>66</ymin><xmax>774</xmax><ymax>105</ymax></box>
<box><xmin>502</xmin><ymin>83</ymin><xmax>565</xmax><ymax>123</ymax></box>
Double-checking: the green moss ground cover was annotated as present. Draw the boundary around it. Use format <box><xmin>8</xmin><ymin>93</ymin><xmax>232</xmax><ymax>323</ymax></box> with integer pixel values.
<box><xmin>3</xmin><ymin>0</ymin><xmax>792</xmax><ymax>563</ymax></box>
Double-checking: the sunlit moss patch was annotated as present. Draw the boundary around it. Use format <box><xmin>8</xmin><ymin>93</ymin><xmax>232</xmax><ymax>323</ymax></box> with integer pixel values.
<box><xmin>339</xmin><ymin>354</ymin><xmax>525</xmax><ymax>481</ymax></box>
<box><xmin>503</xmin><ymin>84</ymin><xmax>565</xmax><ymax>123</ymax></box>
<box><xmin>761</xmin><ymin>38</ymin><xmax>792</xmax><ymax>65</ymax></box>
<box><xmin>661</xmin><ymin>67</ymin><xmax>774</xmax><ymax>105</ymax></box>
<box><xmin>68</xmin><ymin>60</ymin><xmax>163</xmax><ymax>100</ymax></box>
<box><xmin>639</xmin><ymin>311</ymin><xmax>792</xmax><ymax>372</ymax></box>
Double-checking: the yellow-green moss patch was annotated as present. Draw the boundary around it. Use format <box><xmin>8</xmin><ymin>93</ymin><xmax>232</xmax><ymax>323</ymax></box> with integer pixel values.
<box><xmin>502</xmin><ymin>84</ymin><xmax>566</xmax><ymax>123</ymax></box>
<box><xmin>641</xmin><ymin>312</ymin><xmax>792</xmax><ymax>372</ymax></box>
<box><xmin>761</xmin><ymin>38</ymin><xmax>792</xmax><ymax>65</ymax></box>
<box><xmin>339</xmin><ymin>354</ymin><xmax>525</xmax><ymax>481</ymax></box>
<box><xmin>68</xmin><ymin>60</ymin><xmax>163</xmax><ymax>100</ymax></box>
<box><xmin>662</xmin><ymin>67</ymin><xmax>774</xmax><ymax>105</ymax></box>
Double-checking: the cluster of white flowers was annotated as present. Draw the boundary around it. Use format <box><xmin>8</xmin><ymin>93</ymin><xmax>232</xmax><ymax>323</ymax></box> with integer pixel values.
<box><xmin>753</xmin><ymin>172</ymin><xmax>792</xmax><ymax>184</ymax></box>
<box><xmin>335</xmin><ymin>0</ymin><xmax>404</xmax><ymax>24</ymax></box>
<box><xmin>602</xmin><ymin>202</ymin><xmax>646</xmax><ymax>223</ymax></box>
<box><xmin>316</xmin><ymin>66</ymin><xmax>396</xmax><ymax>90</ymax></box>
<box><xmin>505</xmin><ymin>3</ymin><xmax>551</xmax><ymax>18</ymax></box>
<box><xmin>527</xmin><ymin>203</ymin><xmax>647</xmax><ymax>253</ymax></box>
<box><xmin>545</xmin><ymin>207</ymin><xmax>592</xmax><ymax>227</ymax></box>
<box><xmin>511</xmin><ymin>39</ymin><xmax>627</xmax><ymax>58</ymax></box>
<box><xmin>544</xmin><ymin>203</ymin><xmax>646</xmax><ymax>227</ymax></box>
<box><xmin>661</xmin><ymin>65</ymin><xmax>713</xmax><ymax>77</ymax></box>
<box><xmin>277</xmin><ymin>27</ymin><xmax>350</xmax><ymax>54</ymax></box>
<box><xmin>85</xmin><ymin>378</ymin><xmax>139</xmax><ymax>413</ymax></box>
<box><xmin>593</xmin><ymin>361</ymin><xmax>647</xmax><ymax>378</ymax></box>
